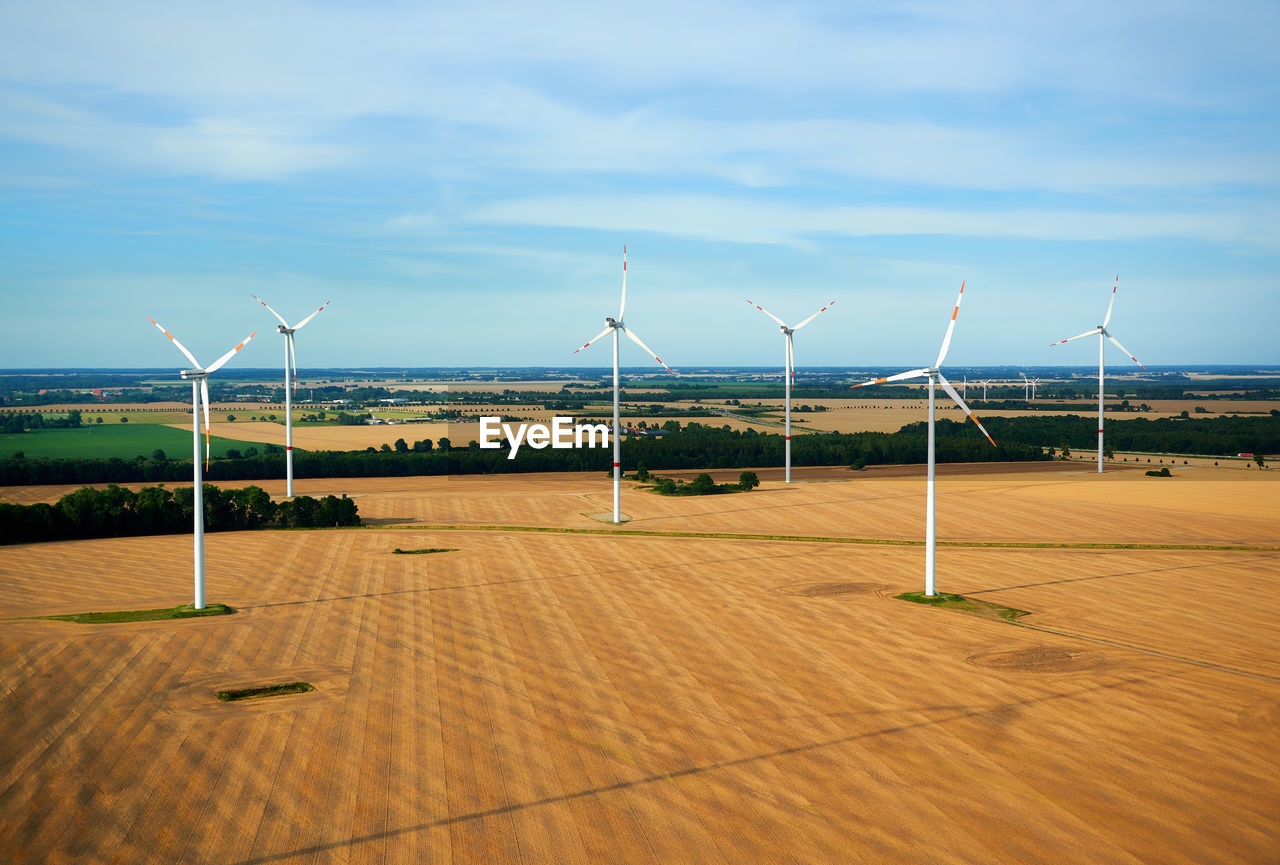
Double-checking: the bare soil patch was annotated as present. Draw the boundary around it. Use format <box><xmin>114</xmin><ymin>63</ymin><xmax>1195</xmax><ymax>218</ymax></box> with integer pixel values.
<box><xmin>770</xmin><ymin>580</ymin><xmax>894</xmax><ymax>597</ymax></box>
<box><xmin>967</xmin><ymin>647</ymin><xmax>1109</xmax><ymax>673</ymax></box>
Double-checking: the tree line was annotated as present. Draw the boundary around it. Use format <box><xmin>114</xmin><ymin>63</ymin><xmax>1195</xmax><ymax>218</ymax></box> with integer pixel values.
<box><xmin>979</xmin><ymin>412</ymin><xmax>1280</xmax><ymax>456</ymax></box>
<box><xmin>0</xmin><ymin>420</ymin><xmax>1049</xmax><ymax>486</ymax></box>
<box><xmin>1</xmin><ymin>410</ymin><xmax>83</xmax><ymax>433</ymax></box>
<box><xmin>0</xmin><ymin>484</ymin><xmax>360</xmax><ymax>546</ymax></box>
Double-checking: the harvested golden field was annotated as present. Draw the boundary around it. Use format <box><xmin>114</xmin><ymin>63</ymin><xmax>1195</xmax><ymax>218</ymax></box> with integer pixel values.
<box><xmin>1</xmin><ymin>466</ymin><xmax>1278</xmax><ymax>864</ymax></box>
<box><xmin>687</xmin><ymin>397</ymin><xmax>1280</xmax><ymax>435</ymax></box>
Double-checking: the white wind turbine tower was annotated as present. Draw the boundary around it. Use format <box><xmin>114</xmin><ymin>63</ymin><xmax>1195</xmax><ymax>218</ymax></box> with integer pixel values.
<box><xmin>574</xmin><ymin>248</ymin><xmax>674</xmax><ymax>523</ymax></box>
<box><xmin>252</xmin><ymin>296</ymin><xmax>331</xmax><ymax>497</ymax></box>
<box><xmin>148</xmin><ymin>317</ymin><xmax>256</xmax><ymax>610</ymax></box>
<box><xmin>851</xmin><ymin>282</ymin><xmax>995</xmax><ymax>597</ymax></box>
<box><xmin>1050</xmin><ymin>276</ymin><xmax>1146</xmax><ymax>473</ymax></box>
<box><xmin>746</xmin><ymin>298</ymin><xmax>836</xmax><ymax>482</ymax></box>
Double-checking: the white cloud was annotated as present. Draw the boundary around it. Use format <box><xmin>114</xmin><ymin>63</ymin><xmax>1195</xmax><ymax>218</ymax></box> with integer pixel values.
<box><xmin>0</xmin><ymin>88</ymin><xmax>347</xmax><ymax>179</ymax></box>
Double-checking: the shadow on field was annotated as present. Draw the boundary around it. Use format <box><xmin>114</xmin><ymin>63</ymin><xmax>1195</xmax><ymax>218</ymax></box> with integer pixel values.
<box><xmin>243</xmin><ymin>547</ymin><xmax>846</xmax><ymax>611</ymax></box>
<box><xmin>965</xmin><ymin>553</ymin><xmax>1280</xmax><ymax>596</ymax></box>
<box><xmin>231</xmin><ymin>676</ymin><xmax>1150</xmax><ymax>865</ymax></box>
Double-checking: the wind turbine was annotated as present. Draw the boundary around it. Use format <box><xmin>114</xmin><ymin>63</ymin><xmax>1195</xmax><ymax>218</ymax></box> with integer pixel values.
<box><xmin>979</xmin><ymin>379</ymin><xmax>991</xmax><ymax>402</ymax></box>
<box><xmin>1050</xmin><ymin>276</ymin><xmax>1146</xmax><ymax>472</ymax></box>
<box><xmin>850</xmin><ymin>282</ymin><xmax>995</xmax><ymax>597</ymax></box>
<box><xmin>962</xmin><ymin>374</ymin><xmax>968</xmax><ymax>400</ymax></box>
<box><xmin>251</xmin><ymin>296</ymin><xmax>331</xmax><ymax>497</ymax></box>
<box><xmin>574</xmin><ymin>248</ymin><xmax>674</xmax><ymax>523</ymax></box>
<box><xmin>1021</xmin><ymin>373</ymin><xmax>1031</xmax><ymax>401</ymax></box>
<box><xmin>148</xmin><ymin>317</ymin><xmax>256</xmax><ymax>610</ymax></box>
<box><xmin>746</xmin><ymin>298</ymin><xmax>836</xmax><ymax>482</ymax></box>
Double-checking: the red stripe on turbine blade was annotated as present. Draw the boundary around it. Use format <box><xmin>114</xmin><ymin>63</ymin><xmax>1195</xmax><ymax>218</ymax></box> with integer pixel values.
<box><xmin>951</xmin><ymin>306</ymin><xmax>959</xmax><ymax>321</ymax></box>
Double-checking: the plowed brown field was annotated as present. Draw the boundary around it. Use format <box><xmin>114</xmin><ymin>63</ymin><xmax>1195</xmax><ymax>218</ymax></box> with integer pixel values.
<box><xmin>1</xmin><ymin>466</ymin><xmax>1278</xmax><ymax>864</ymax></box>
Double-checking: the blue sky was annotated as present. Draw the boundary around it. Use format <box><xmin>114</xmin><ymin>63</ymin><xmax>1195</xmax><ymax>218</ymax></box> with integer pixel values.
<box><xmin>1</xmin><ymin>1</ymin><xmax>1277</xmax><ymax>371</ymax></box>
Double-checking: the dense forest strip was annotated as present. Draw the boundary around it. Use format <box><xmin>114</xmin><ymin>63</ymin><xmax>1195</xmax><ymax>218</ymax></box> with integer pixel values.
<box><xmin>1</xmin><ymin>413</ymin><xmax>1276</xmax><ymax>486</ymax></box>
<box><xmin>978</xmin><ymin>413</ymin><xmax>1280</xmax><ymax>456</ymax></box>
<box><xmin>0</xmin><ymin>484</ymin><xmax>360</xmax><ymax>546</ymax></box>
<box><xmin>372</xmin><ymin>523</ymin><xmax>1280</xmax><ymax>553</ymax></box>
<box><xmin>0</xmin><ymin>423</ymin><xmax>1046</xmax><ymax>485</ymax></box>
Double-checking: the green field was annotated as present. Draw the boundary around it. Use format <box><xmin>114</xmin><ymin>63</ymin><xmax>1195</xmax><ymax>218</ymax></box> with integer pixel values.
<box><xmin>1</xmin><ymin>424</ymin><xmax>273</xmax><ymax>460</ymax></box>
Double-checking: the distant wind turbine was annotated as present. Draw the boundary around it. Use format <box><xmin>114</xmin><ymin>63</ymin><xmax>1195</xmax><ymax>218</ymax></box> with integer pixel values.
<box><xmin>148</xmin><ymin>317</ymin><xmax>256</xmax><ymax>610</ymax></box>
<box><xmin>574</xmin><ymin>248</ymin><xmax>674</xmax><ymax>523</ymax></box>
<box><xmin>746</xmin><ymin>298</ymin><xmax>836</xmax><ymax>482</ymax></box>
<box><xmin>979</xmin><ymin>379</ymin><xmax>991</xmax><ymax>402</ymax></box>
<box><xmin>1050</xmin><ymin>276</ymin><xmax>1146</xmax><ymax>472</ymax></box>
<box><xmin>851</xmin><ymin>282</ymin><xmax>995</xmax><ymax>597</ymax></box>
<box><xmin>252</xmin><ymin>296</ymin><xmax>331</xmax><ymax>497</ymax></box>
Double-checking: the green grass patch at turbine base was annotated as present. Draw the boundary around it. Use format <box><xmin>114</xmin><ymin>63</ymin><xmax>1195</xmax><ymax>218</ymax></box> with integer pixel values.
<box><xmin>38</xmin><ymin>603</ymin><xmax>235</xmax><ymax>624</ymax></box>
<box><xmin>216</xmin><ymin>681</ymin><xmax>315</xmax><ymax>702</ymax></box>
<box><xmin>392</xmin><ymin>547</ymin><xmax>457</xmax><ymax>555</ymax></box>
<box><xmin>896</xmin><ymin>591</ymin><xmax>1029</xmax><ymax>622</ymax></box>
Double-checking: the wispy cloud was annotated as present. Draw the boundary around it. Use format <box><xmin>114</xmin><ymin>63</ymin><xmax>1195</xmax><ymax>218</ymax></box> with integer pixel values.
<box><xmin>466</xmin><ymin>194</ymin><xmax>1278</xmax><ymax>247</ymax></box>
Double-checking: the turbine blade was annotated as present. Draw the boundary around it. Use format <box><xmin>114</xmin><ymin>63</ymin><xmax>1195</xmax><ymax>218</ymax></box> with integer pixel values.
<box><xmin>935</xmin><ymin>280</ymin><xmax>966</xmax><ymax>368</ymax></box>
<box><xmin>850</xmin><ymin>368</ymin><xmax>929</xmax><ymax>388</ymax></box>
<box><xmin>206</xmin><ymin>331</ymin><xmax>257</xmax><ymax>373</ymax></box>
<box><xmin>1102</xmin><ymin>275</ymin><xmax>1118</xmax><ymax>328</ymax></box>
<box><xmin>201</xmin><ymin>378</ymin><xmax>212</xmax><ymax>467</ymax></box>
<box><xmin>1106</xmin><ymin>333</ymin><xmax>1146</xmax><ymax>370</ymax></box>
<box><xmin>288</xmin><ymin>333</ymin><xmax>298</xmax><ymax>395</ymax></box>
<box><xmin>622</xmin><ymin>326</ymin><xmax>674</xmax><ymax>373</ymax></box>
<box><xmin>792</xmin><ymin>300</ymin><xmax>835</xmax><ymax>330</ymax></box>
<box><xmin>251</xmin><ymin>295</ymin><xmax>289</xmax><ymax>328</ymax></box>
<box><xmin>938</xmin><ymin>373</ymin><xmax>996</xmax><ymax>447</ymax></box>
<box><xmin>147</xmin><ymin>317</ymin><xmax>201</xmax><ymax>368</ymax></box>
<box><xmin>747</xmin><ymin>300</ymin><xmax>786</xmax><ymax>327</ymax></box>
<box><xmin>292</xmin><ymin>299</ymin><xmax>331</xmax><ymax>331</ymax></box>
<box><xmin>787</xmin><ymin>332</ymin><xmax>795</xmax><ymax>383</ymax></box>
<box><xmin>618</xmin><ymin>246</ymin><xmax>627</xmax><ymax>321</ymax></box>
<box><xmin>1050</xmin><ymin>328</ymin><xmax>1100</xmax><ymax>347</ymax></box>
<box><xmin>573</xmin><ymin>326</ymin><xmax>613</xmax><ymax>354</ymax></box>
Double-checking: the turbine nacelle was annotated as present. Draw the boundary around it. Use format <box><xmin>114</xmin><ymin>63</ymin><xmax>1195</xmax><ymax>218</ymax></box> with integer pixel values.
<box><xmin>180</xmin><ymin>368</ymin><xmax>208</xmax><ymax>380</ymax></box>
<box><xmin>277</xmin><ymin>325</ymin><xmax>293</xmax><ymax>335</ymax></box>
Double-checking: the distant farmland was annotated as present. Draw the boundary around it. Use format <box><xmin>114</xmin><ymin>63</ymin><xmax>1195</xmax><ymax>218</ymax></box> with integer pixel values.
<box><xmin>0</xmin><ymin>424</ymin><xmax>274</xmax><ymax>461</ymax></box>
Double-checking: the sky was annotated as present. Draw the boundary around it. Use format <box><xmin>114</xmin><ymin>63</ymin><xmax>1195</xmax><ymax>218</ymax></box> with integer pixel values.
<box><xmin>1</xmin><ymin>0</ymin><xmax>1278</xmax><ymax>371</ymax></box>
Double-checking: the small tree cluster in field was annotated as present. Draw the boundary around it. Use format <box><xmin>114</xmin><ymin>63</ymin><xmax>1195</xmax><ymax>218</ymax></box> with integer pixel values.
<box><xmin>650</xmin><ymin>471</ymin><xmax>759</xmax><ymax>496</ymax></box>
<box><xmin>1145</xmin><ymin>467</ymin><xmax>1172</xmax><ymax>477</ymax></box>
<box><xmin>0</xmin><ymin>484</ymin><xmax>360</xmax><ymax>545</ymax></box>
